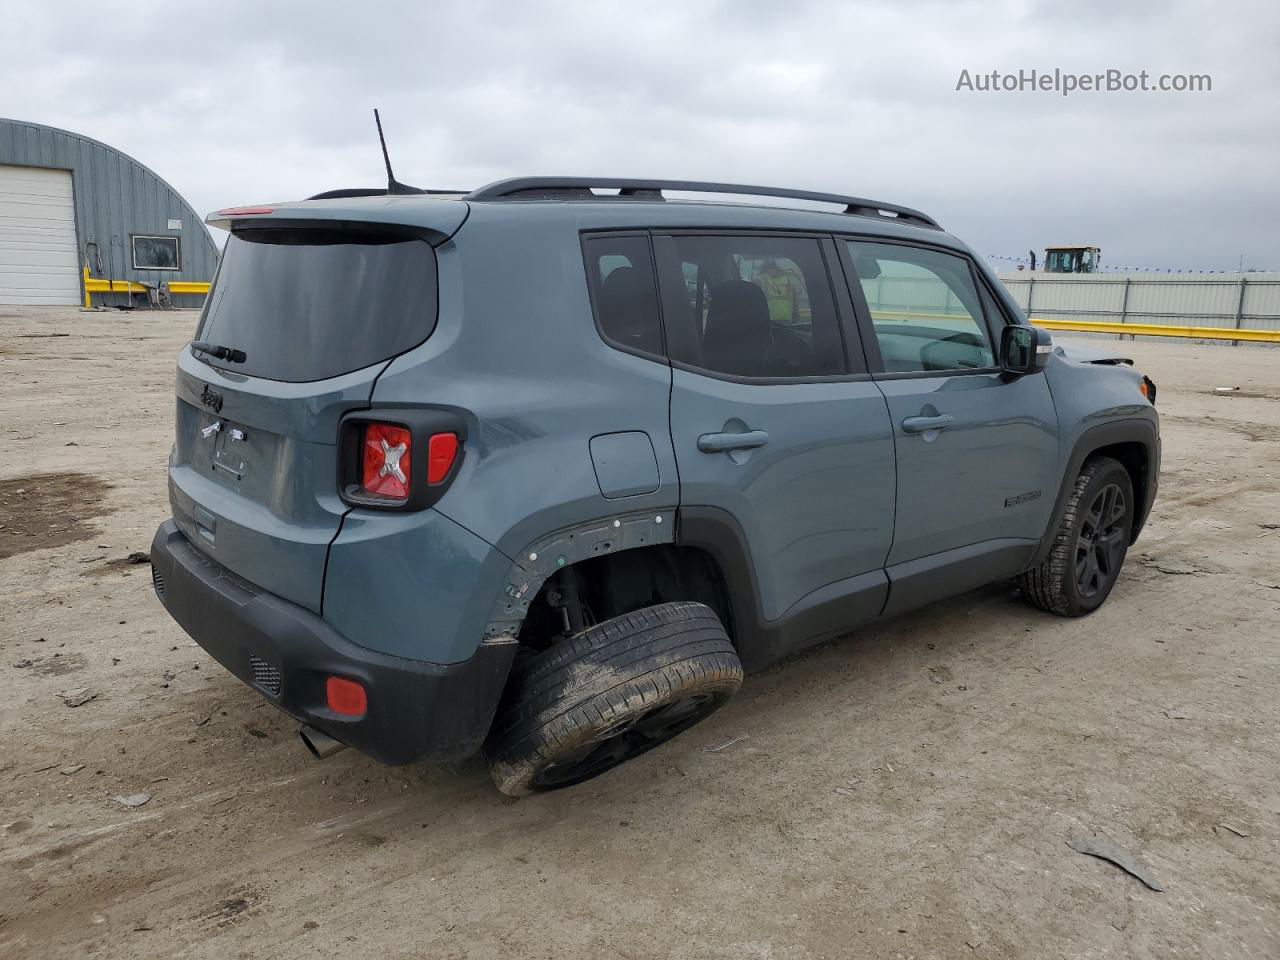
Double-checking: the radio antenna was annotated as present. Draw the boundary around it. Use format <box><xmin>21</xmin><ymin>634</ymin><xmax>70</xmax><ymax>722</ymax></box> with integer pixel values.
<box><xmin>374</xmin><ymin>109</ymin><xmax>425</xmax><ymax>195</ymax></box>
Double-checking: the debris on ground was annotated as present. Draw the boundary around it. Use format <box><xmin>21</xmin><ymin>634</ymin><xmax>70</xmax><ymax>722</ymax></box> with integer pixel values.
<box><xmin>59</xmin><ymin>763</ymin><xmax>85</xmax><ymax>775</ymax></box>
<box><xmin>81</xmin><ymin>550</ymin><xmax>153</xmax><ymax>578</ymax></box>
<box><xmin>1213</xmin><ymin>386</ymin><xmax>1240</xmax><ymax>394</ymax></box>
<box><xmin>1215</xmin><ymin>823</ymin><xmax>1250</xmax><ymax>838</ymax></box>
<box><xmin>1067</xmin><ymin>832</ymin><xmax>1165</xmax><ymax>892</ymax></box>
<box><xmin>59</xmin><ymin>688</ymin><xmax>99</xmax><ymax>707</ymax></box>
<box><xmin>1163</xmin><ymin>708</ymin><xmax>1193</xmax><ymax>720</ymax></box>
<box><xmin>703</xmin><ymin>735</ymin><xmax>749</xmax><ymax>753</ymax></box>
<box><xmin>1140</xmin><ymin>556</ymin><xmax>1200</xmax><ymax>576</ymax></box>
<box><xmin>111</xmin><ymin>793</ymin><xmax>153</xmax><ymax>807</ymax></box>
<box><xmin>928</xmin><ymin>665</ymin><xmax>954</xmax><ymax>684</ymax></box>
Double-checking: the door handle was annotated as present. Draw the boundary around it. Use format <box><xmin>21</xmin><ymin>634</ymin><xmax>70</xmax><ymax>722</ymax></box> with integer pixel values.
<box><xmin>697</xmin><ymin>430</ymin><xmax>770</xmax><ymax>453</ymax></box>
<box><xmin>902</xmin><ymin>414</ymin><xmax>954</xmax><ymax>434</ymax></box>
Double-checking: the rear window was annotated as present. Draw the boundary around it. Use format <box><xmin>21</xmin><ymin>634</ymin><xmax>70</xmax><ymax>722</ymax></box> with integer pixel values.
<box><xmin>195</xmin><ymin>229</ymin><xmax>437</xmax><ymax>382</ymax></box>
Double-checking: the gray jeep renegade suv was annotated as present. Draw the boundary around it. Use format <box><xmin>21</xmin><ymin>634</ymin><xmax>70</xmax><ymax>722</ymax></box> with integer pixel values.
<box><xmin>150</xmin><ymin>177</ymin><xmax>1159</xmax><ymax>795</ymax></box>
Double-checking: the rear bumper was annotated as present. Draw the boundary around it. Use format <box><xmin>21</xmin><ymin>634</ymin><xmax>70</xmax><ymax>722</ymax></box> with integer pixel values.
<box><xmin>149</xmin><ymin>520</ymin><xmax>517</xmax><ymax>765</ymax></box>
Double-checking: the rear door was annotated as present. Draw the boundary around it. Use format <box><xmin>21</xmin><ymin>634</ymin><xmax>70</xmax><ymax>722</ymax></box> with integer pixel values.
<box><xmin>169</xmin><ymin>223</ymin><xmax>445</xmax><ymax>612</ymax></box>
<box><xmin>837</xmin><ymin>238</ymin><xmax>1059</xmax><ymax>613</ymax></box>
<box><xmin>655</xmin><ymin>232</ymin><xmax>896</xmax><ymax>641</ymax></box>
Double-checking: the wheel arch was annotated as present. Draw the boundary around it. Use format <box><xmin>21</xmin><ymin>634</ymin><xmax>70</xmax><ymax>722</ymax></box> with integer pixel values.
<box><xmin>1031</xmin><ymin>418</ymin><xmax>1159</xmax><ymax>569</ymax></box>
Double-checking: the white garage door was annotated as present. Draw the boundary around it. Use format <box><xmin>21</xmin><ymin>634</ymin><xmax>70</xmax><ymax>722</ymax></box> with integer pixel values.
<box><xmin>0</xmin><ymin>165</ymin><xmax>81</xmax><ymax>305</ymax></box>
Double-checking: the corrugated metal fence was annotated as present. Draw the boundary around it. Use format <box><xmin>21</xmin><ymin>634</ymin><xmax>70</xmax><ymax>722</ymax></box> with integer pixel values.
<box><xmin>997</xmin><ymin>270</ymin><xmax>1280</xmax><ymax>344</ymax></box>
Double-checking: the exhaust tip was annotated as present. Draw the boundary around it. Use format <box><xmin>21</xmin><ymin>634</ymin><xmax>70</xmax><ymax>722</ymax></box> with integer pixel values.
<box><xmin>299</xmin><ymin>724</ymin><xmax>348</xmax><ymax>760</ymax></box>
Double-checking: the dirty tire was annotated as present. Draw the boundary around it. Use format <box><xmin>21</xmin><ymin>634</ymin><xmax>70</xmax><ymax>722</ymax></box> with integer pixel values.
<box><xmin>487</xmin><ymin>601</ymin><xmax>742</xmax><ymax>796</ymax></box>
<box><xmin>1019</xmin><ymin>456</ymin><xmax>1134</xmax><ymax>617</ymax></box>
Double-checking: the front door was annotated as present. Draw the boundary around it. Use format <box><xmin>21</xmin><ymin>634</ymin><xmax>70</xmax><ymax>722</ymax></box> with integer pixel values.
<box><xmin>838</xmin><ymin>238</ymin><xmax>1059</xmax><ymax>613</ymax></box>
<box><xmin>654</xmin><ymin>233</ymin><xmax>897</xmax><ymax>659</ymax></box>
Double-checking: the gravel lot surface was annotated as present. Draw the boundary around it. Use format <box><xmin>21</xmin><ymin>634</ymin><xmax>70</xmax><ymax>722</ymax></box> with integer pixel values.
<box><xmin>2</xmin><ymin>306</ymin><xmax>1278</xmax><ymax>959</ymax></box>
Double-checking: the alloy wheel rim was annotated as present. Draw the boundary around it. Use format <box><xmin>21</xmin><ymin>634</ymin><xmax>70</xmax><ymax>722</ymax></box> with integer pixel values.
<box><xmin>530</xmin><ymin>693</ymin><xmax>718</xmax><ymax>791</ymax></box>
<box><xmin>1075</xmin><ymin>482</ymin><xmax>1129</xmax><ymax>599</ymax></box>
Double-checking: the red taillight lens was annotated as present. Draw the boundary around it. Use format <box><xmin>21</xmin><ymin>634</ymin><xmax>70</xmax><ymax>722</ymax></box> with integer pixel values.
<box><xmin>215</xmin><ymin>205</ymin><xmax>274</xmax><ymax>216</ymax></box>
<box><xmin>427</xmin><ymin>432</ymin><xmax>459</xmax><ymax>484</ymax></box>
<box><xmin>361</xmin><ymin>423</ymin><xmax>412</xmax><ymax>500</ymax></box>
<box><xmin>326</xmin><ymin>676</ymin><xmax>367</xmax><ymax>717</ymax></box>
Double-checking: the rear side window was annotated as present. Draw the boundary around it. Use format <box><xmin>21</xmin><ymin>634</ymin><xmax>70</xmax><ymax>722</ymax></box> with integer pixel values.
<box><xmin>844</xmin><ymin>240</ymin><xmax>994</xmax><ymax>373</ymax></box>
<box><xmin>196</xmin><ymin>229</ymin><xmax>437</xmax><ymax>382</ymax></box>
<box><xmin>582</xmin><ymin>235</ymin><xmax>665</xmax><ymax>359</ymax></box>
<box><xmin>653</xmin><ymin>235</ymin><xmax>845</xmax><ymax>380</ymax></box>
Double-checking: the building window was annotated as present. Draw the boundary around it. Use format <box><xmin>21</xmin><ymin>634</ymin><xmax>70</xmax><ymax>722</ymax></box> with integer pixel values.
<box><xmin>132</xmin><ymin>235</ymin><xmax>181</xmax><ymax>270</ymax></box>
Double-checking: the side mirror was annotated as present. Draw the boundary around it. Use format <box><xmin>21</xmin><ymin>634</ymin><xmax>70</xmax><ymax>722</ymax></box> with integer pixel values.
<box><xmin>1000</xmin><ymin>324</ymin><xmax>1052</xmax><ymax>375</ymax></box>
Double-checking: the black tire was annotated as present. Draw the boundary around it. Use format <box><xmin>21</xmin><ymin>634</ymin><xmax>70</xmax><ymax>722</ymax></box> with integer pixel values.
<box><xmin>487</xmin><ymin>601</ymin><xmax>742</xmax><ymax>796</ymax></box>
<box><xmin>1019</xmin><ymin>456</ymin><xmax>1135</xmax><ymax>617</ymax></box>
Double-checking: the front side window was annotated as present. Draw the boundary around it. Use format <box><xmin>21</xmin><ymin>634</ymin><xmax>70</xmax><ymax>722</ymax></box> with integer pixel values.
<box><xmin>845</xmin><ymin>240</ymin><xmax>994</xmax><ymax>373</ymax></box>
<box><xmin>132</xmin><ymin>235</ymin><xmax>180</xmax><ymax>270</ymax></box>
<box><xmin>582</xmin><ymin>235</ymin><xmax>665</xmax><ymax>359</ymax></box>
<box><xmin>654</xmin><ymin>234</ymin><xmax>845</xmax><ymax>379</ymax></box>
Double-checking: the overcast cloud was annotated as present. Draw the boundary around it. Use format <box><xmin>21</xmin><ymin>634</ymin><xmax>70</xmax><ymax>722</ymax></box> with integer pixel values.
<box><xmin>3</xmin><ymin>0</ymin><xmax>1277</xmax><ymax>270</ymax></box>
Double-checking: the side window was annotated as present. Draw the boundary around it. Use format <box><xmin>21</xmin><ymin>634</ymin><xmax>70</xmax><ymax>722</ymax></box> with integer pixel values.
<box><xmin>654</xmin><ymin>235</ymin><xmax>845</xmax><ymax>379</ymax></box>
<box><xmin>978</xmin><ymin>280</ymin><xmax>1011</xmax><ymax>328</ymax></box>
<box><xmin>845</xmin><ymin>240</ymin><xmax>995</xmax><ymax>373</ymax></box>
<box><xmin>583</xmin><ymin>235</ymin><xmax>665</xmax><ymax>359</ymax></box>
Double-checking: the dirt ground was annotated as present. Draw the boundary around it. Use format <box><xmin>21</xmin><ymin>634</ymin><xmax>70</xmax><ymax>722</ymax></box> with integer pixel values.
<box><xmin>1</xmin><ymin>305</ymin><xmax>1277</xmax><ymax>960</ymax></box>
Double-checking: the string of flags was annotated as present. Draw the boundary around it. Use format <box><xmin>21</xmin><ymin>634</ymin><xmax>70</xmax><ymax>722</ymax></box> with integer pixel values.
<box><xmin>985</xmin><ymin>253</ymin><xmax>1270</xmax><ymax>274</ymax></box>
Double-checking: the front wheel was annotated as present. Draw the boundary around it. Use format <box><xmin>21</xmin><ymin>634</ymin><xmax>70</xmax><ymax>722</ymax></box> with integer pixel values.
<box><xmin>1019</xmin><ymin>456</ymin><xmax>1134</xmax><ymax>617</ymax></box>
<box><xmin>487</xmin><ymin>601</ymin><xmax>742</xmax><ymax>796</ymax></box>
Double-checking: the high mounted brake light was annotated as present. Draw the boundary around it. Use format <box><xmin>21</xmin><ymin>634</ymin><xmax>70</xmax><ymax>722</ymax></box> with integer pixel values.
<box><xmin>214</xmin><ymin>206</ymin><xmax>275</xmax><ymax>216</ymax></box>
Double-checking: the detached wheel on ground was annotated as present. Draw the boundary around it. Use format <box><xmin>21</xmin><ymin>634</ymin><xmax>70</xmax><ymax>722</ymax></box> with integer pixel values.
<box><xmin>487</xmin><ymin>601</ymin><xmax>742</xmax><ymax>796</ymax></box>
<box><xmin>1020</xmin><ymin>455</ymin><xmax>1135</xmax><ymax>617</ymax></box>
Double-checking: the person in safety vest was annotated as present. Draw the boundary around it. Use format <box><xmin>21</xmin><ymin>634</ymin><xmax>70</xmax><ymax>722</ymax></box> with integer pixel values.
<box><xmin>751</xmin><ymin>259</ymin><xmax>802</xmax><ymax>325</ymax></box>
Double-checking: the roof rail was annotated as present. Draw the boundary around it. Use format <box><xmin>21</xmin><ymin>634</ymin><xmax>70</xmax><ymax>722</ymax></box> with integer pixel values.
<box><xmin>464</xmin><ymin>177</ymin><xmax>941</xmax><ymax>230</ymax></box>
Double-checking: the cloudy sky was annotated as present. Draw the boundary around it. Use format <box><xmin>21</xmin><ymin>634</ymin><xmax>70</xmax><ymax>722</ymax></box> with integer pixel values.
<box><xmin>3</xmin><ymin>0</ymin><xmax>1276</xmax><ymax>270</ymax></box>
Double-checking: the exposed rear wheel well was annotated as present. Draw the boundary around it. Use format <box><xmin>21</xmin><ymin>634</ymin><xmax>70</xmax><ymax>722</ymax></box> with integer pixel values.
<box><xmin>1085</xmin><ymin>441</ymin><xmax>1149</xmax><ymax>540</ymax></box>
<box><xmin>515</xmin><ymin>545</ymin><xmax>734</xmax><ymax>652</ymax></box>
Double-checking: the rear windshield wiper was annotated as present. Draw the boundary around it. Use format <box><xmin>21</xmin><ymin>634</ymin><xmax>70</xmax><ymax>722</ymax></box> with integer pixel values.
<box><xmin>191</xmin><ymin>341</ymin><xmax>248</xmax><ymax>364</ymax></box>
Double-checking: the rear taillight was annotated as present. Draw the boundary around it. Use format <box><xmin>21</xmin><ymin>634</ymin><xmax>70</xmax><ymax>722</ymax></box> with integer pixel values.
<box><xmin>427</xmin><ymin>432</ymin><xmax>459</xmax><ymax>484</ymax></box>
<box><xmin>361</xmin><ymin>423</ymin><xmax>412</xmax><ymax>500</ymax></box>
<box><xmin>340</xmin><ymin>412</ymin><xmax>464</xmax><ymax>511</ymax></box>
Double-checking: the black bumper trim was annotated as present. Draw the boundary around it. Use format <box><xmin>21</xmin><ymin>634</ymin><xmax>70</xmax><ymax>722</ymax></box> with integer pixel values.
<box><xmin>150</xmin><ymin>520</ymin><xmax>517</xmax><ymax>765</ymax></box>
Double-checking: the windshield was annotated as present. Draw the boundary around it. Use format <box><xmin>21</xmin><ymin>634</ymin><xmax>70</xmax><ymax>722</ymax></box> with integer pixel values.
<box><xmin>195</xmin><ymin>228</ymin><xmax>437</xmax><ymax>382</ymax></box>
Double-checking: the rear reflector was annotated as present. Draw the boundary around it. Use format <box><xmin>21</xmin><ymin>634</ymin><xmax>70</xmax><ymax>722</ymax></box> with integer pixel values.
<box><xmin>427</xmin><ymin>432</ymin><xmax>459</xmax><ymax>484</ymax></box>
<box><xmin>361</xmin><ymin>423</ymin><xmax>412</xmax><ymax>500</ymax></box>
<box><xmin>326</xmin><ymin>676</ymin><xmax>367</xmax><ymax>717</ymax></box>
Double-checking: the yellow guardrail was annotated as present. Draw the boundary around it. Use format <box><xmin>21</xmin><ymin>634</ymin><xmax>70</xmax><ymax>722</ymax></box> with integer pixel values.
<box><xmin>84</xmin><ymin>277</ymin><xmax>148</xmax><ymax>294</ymax></box>
<box><xmin>1030</xmin><ymin>318</ymin><xmax>1280</xmax><ymax>343</ymax></box>
<box><xmin>167</xmin><ymin>282</ymin><xmax>212</xmax><ymax>295</ymax></box>
<box><xmin>870</xmin><ymin>307</ymin><xmax>1280</xmax><ymax>344</ymax></box>
<box><xmin>82</xmin><ymin>266</ymin><xmax>211</xmax><ymax>307</ymax></box>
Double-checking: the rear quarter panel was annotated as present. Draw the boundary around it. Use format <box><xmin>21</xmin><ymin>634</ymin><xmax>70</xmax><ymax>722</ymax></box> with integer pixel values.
<box><xmin>325</xmin><ymin>206</ymin><xmax>680</xmax><ymax>662</ymax></box>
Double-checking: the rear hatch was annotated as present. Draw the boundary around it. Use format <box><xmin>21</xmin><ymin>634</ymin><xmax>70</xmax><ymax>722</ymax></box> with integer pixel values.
<box><xmin>169</xmin><ymin>206</ymin><xmax>462</xmax><ymax>612</ymax></box>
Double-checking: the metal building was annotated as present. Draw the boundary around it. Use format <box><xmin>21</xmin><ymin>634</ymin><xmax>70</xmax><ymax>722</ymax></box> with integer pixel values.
<box><xmin>0</xmin><ymin>118</ymin><xmax>218</xmax><ymax>307</ymax></box>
